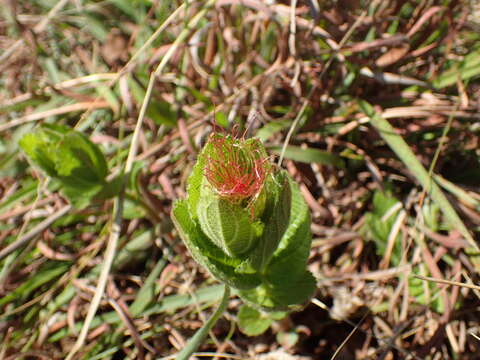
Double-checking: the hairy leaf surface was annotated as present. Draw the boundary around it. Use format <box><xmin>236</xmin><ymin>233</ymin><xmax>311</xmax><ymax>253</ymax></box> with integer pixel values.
<box><xmin>172</xmin><ymin>199</ymin><xmax>261</xmax><ymax>290</ymax></box>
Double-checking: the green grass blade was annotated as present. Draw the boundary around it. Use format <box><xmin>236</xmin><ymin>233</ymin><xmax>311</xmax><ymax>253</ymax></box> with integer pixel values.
<box><xmin>432</xmin><ymin>50</ymin><xmax>480</xmax><ymax>88</ymax></box>
<box><xmin>269</xmin><ymin>145</ymin><xmax>345</xmax><ymax>168</ymax></box>
<box><xmin>129</xmin><ymin>258</ymin><xmax>167</xmax><ymax>317</ymax></box>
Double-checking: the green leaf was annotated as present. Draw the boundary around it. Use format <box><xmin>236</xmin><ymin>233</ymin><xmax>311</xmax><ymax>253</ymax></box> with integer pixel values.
<box><xmin>56</xmin><ymin>131</ymin><xmax>108</xmax><ymax>180</ymax></box>
<box><xmin>239</xmin><ymin>270</ymin><xmax>316</xmax><ymax>311</ymax></box>
<box><xmin>247</xmin><ymin>171</ymin><xmax>291</xmax><ymax>272</ymax></box>
<box><xmin>239</xmin><ymin>177</ymin><xmax>316</xmax><ymax>310</ymax></box>
<box><xmin>265</xmin><ymin>176</ymin><xmax>312</xmax><ymax>285</ymax></box>
<box><xmin>197</xmin><ymin>186</ymin><xmax>262</xmax><ymax>257</ymax></box>
<box><xmin>186</xmin><ymin>145</ymin><xmax>208</xmax><ymax>219</ymax></box>
<box><xmin>19</xmin><ymin>125</ymin><xmax>109</xmax><ymax>208</ymax></box>
<box><xmin>269</xmin><ymin>145</ymin><xmax>345</xmax><ymax>168</ymax></box>
<box><xmin>19</xmin><ymin>131</ymin><xmax>58</xmax><ymax>177</ymax></box>
<box><xmin>238</xmin><ymin>305</ymin><xmax>274</xmax><ymax>336</ymax></box>
<box><xmin>171</xmin><ymin>199</ymin><xmax>261</xmax><ymax>290</ymax></box>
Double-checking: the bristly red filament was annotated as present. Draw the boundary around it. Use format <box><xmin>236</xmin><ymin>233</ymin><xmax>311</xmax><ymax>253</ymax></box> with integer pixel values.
<box><xmin>204</xmin><ymin>134</ymin><xmax>269</xmax><ymax>201</ymax></box>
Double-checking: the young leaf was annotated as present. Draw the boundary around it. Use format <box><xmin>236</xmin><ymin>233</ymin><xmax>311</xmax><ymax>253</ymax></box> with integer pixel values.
<box><xmin>19</xmin><ymin>131</ymin><xmax>58</xmax><ymax>177</ymax></box>
<box><xmin>19</xmin><ymin>125</ymin><xmax>110</xmax><ymax>208</ymax></box>
<box><xmin>186</xmin><ymin>145</ymin><xmax>208</xmax><ymax>219</ymax></box>
<box><xmin>238</xmin><ymin>305</ymin><xmax>280</xmax><ymax>336</ymax></box>
<box><xmin>247</xmin><ymin>171</ymin><xmax>291</xmax><ymax>272</ymax></box>
<box><xmin>239</xmin><ymin>270</ymin><xmax>316</xmax><ymax>311</ymax></box>
<box><xmin>197</xmin><ymin>187</ymin><xmax>262</xmax><ymax>257</ymax></box>
<box><xmin>265</xmin><ymin>176</ymin><xmax>312</xmax><ymax>285</ymax></box>
<box><xmin>172</xmin><ymin>199</ymin><xmax>261</xmax><ymax>290</ymax></box>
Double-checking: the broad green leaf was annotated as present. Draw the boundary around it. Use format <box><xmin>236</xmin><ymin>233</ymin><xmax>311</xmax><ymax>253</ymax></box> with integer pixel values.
<box><xmin>247</xmin><ymin>171</ymin><xmax>291</xmax><ymax>272</ymax></box>
<box><xmin>197</xmin><ymin>186</ymin><xmax>262</xmax><ymax>257</ymax></box>
<box><xmin>239</xmin><ymin>270</ymin><xmax>316</xmax><ymax>311</ymax></box>
<box><xmin>238</xmin><ymin>305</ymin><xmax>275</xmax><ymax>336</ymax></box>
<box><xmin>265</xmin><ymin>176</ymin><xmax>312</xmax><ymax>285</ymax></box>
<box><xmin>19</xmin><ymin>125</ymin><xmax>110</xmax><ymax>208</ymax></box>
<box><xmin>236</xmin><ymin>173</ymin><xmax>316</xmax><ymax>311</ymax></box>
<box><xmin>56</xmin><ymin>131</ymin><xmax>108</xmax><ymax>180</ymax></box>
<box><xmin>19</xmin><ymin>131</ymin><xmax>58</xmax><ymax>177</ymax></box>
<box><xmin>269</xmin><ymin>145</ymin><xmax>345</xmax><ymax>168</ymax></box>
<box><xmin>172</xmin><ymin>199</ymin><xmax>261</xmax><ymax>290</ymax></box>
<box><xmin>186</xmin><ymin>144</ymin><xmax>208</xmax><ymax>219</ymax></box>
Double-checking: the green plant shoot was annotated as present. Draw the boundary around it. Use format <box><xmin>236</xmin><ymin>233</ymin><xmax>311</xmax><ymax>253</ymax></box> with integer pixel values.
<box><xmin>19</xmin><ymin>124</ymin><xmax>119</xmax><ymax>209</ymax></box>
<box><xmin>171</xmin><ymin>132</ymin><xmax>315</xmax><ymax>311</ymax></box>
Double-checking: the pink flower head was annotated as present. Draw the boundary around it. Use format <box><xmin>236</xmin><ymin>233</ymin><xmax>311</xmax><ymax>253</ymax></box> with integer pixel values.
<box><xmin>204</xmin><ymin>133</ymin><xmax>270</xmax><ymax>202</ymax></box>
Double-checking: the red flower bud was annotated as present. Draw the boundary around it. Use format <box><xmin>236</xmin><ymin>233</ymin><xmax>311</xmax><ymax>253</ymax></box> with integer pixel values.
<box><xmin>204</xmin><ymin>134</ymin><xmax>269</xmax><ymax>202</ymax></box>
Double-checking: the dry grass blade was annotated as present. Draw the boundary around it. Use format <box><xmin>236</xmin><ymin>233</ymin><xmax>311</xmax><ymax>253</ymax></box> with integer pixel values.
<box><xmin>0</xmin><ymin>101</ymin><xmax>110</xmax><ymax>133</ymax></box>
<box><xmin>413</xmin><ymin>274</ymin><xmax>480</xmax><ymax>292</ymax></box>
<box><xmin>64</xmin><ymin>196</ymin><xmax>124</xmax><ymax>360</ymax></box>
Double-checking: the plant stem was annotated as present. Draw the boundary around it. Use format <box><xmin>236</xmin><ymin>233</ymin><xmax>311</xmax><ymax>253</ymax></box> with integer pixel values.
<box><xmin>175</xmin><ymin>284</ymin><xmax>230</xmax><ymax>360</ymax></box>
